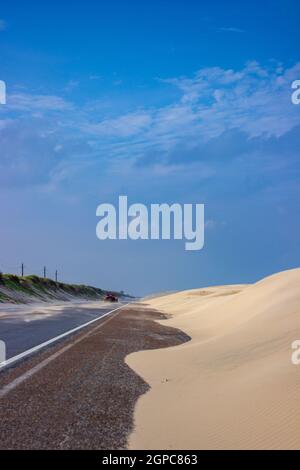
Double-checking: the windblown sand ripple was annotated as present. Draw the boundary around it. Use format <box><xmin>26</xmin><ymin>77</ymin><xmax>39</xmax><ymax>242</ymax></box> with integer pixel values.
<box><xmin>126</xmin><ymin>268</ymin><xmax>300</xmax><ymax>449</ymax></box>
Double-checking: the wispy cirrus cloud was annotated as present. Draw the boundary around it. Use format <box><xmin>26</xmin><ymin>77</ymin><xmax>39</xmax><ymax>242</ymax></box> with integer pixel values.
<box><xmin>151</xmin><ymin>61</ymin><xmax>300</xmax><ymax>142</ymax></box>
<box><xmin>6</xmin><ymin>93</ymin><xmax>73</xmax><ymax>112</ymax></box>
<box><xmin>68</xmin><ymin>60</ymin><xmax>298</xmax><ymax>174</ymax></box>
<box><xmin>84</xmin><ymin>111</ymin><xmax>152</xmax><ymax>138</ymax></box>
<box><xmin>218</xmin><ymin>27</ymin><xmax>246</xmax><ymax>33</ymax></box>
<box><xmin>1</xmin><ymin>61</ymin><xmax>300</xmax><ymax>190</ymax></box>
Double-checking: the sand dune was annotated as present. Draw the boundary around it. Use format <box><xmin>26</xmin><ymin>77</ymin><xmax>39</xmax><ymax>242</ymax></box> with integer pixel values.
<box><xmin>126</xmin><ymin>268</ymin><xmax>300</xmax><ymax>449</ymax></box>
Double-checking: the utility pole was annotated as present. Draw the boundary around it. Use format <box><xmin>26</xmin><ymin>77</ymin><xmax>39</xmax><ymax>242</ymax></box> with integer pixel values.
<box><xmin>21</xmin><ymin>263</ymin><xmax>24</xmax><ymax>277</ymax></box>
<box><xmin>55</xmin><ymin>270</ymin><xmax>58</xmax><ymax>283</ymax></box>
<box><xmin>43</xmin><ymin>266</ymin><xmax>46</xmax><ymax>279</ymax></box>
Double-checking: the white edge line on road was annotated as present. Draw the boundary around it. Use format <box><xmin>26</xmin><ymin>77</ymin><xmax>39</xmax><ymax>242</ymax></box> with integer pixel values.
<box><xmin>0</xmin><ymin>303</ymin><xmax>133</xmax><ymax>399</ymax></box>
<box><xmin>0</xmin><ymin>303</ymin><xmax>130</xmax><ymax>372</ymax></box>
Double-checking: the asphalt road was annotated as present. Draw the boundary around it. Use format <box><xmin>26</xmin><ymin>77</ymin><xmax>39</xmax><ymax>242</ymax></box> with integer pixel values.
<box><xmin>0</xmin><ymin>301</ymin><xmax>122</xmax><ymax>359</ymax></box>
<box><xmin>0</xmin><ymin>304</ymin><xmax>189</xmax><ymax>449</ymax></box>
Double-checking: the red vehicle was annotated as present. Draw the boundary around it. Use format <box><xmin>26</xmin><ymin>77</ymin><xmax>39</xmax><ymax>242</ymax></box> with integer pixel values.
<box><xmin>104</xmin><ymin>293</ymin><xmax>118</xmax><ymax>302</ymax></box>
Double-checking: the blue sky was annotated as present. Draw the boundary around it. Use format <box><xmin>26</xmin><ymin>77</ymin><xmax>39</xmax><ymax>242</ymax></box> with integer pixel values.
<box><xmin>0</xmin><ymin>0</ymin><xmax>299</xmax><ymax>295</ymax></box>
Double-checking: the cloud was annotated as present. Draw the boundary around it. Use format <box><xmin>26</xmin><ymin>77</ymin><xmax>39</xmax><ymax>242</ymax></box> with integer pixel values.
<box><xmin>89</xmin><ymin>74</ymin><xmax>102</xmax><ymax>81</ymax></box>
<box><xmin>1</xmin><ymin>61</ymin><xmax>300</xmax><ymax>191</ymax></box>
<box><xmin>147</xmin><ymin>61</ymin><xmax>300</xmax><ymax>144</ymax></box>
<box><xmin>7</xmin><ymin>93</ymin><xmax>73</xmax><ymax>112</ymax></box>
<box><xmin>0</xmin><ymin>120</ymin><xmax>61</xmax><ymax>187</ymax></box>
<box><xmin>75</xmin><ymin>61</ymin><xmax>300</xmax><ymax>180</ymax></box>
<box><xmin>64</xmin><ymin>80</ymin><xmax>79</xmax><ymax>92</ymax></box>
<box><xmin>84</xmin><ymin>112</ymin><xmax>152</xmax><ymax>138</ymax></box>
<box><xmin>0</xmin><ymin>118</ymin><xmax>94</xmax><ymax>188</ymax></box>
<box><xmin>218</xmin><ymin>27</ymin><xmax>245</xmax><ymax>33</ymax></box>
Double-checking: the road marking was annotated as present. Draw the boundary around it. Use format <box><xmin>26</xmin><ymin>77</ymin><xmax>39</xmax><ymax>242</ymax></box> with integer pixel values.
<box><xmin>0</xmin><ymin>303</ymin><xmax>130</xmax><ymax>399</ymax></box>
<box><xmin>0</xmin><ymin>303</ymin><xmax>129</xmax><ymax>372</ymax></box>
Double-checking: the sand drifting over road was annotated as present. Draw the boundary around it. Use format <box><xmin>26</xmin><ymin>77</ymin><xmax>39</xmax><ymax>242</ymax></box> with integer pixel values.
<box><xmin>0</xmin><ymin>306</ymin><xmax>188</xmax><ymax>450</ymax></box>
<box><xmin>126</xmin><ymin>268</ymin><xmax>300</xmax><ymax>449</ymax></box>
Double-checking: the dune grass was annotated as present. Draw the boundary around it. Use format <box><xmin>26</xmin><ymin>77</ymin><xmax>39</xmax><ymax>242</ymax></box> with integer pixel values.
<box><xmin>0</xmin><ymin>273</ymin><xmax>122</xmax><ymax>304</ymax></box>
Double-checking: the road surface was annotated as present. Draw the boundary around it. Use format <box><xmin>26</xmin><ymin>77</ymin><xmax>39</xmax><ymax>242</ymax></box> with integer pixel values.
<box><xmin>0</xmin><ymin>301</ymin><xmax>122</xmax><ymax>360</ymax></box>
<box><xmin>0</xmin><ymin>303</ymin><xmax>189</xmax><ymax>449</ymax></box>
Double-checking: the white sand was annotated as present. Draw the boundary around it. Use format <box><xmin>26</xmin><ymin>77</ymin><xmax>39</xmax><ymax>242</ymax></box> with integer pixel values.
<box><xmin>126</xmin><ymin>268</ymin><xmax>300</xmax><ymax>449</ymax></box>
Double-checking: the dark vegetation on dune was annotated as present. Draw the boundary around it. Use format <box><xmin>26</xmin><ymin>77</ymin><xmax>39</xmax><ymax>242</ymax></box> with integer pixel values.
<box><xmin>0</xmin><ymin>273</ymin><xmax>125</xmax><ymax>304</ymax></box>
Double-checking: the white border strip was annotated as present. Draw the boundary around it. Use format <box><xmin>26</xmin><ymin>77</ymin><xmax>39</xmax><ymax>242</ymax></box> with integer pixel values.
<box><xmin>0</xmin><ymin>303</ymin><xmax>129</xmax><ymax>371</ymax></box>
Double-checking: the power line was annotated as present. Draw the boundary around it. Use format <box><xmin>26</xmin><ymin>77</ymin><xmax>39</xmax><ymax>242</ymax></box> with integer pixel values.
<box><xmin>0</xmin><ymin>261</ymin><xmax>61</xmax><ymax>283</ymax></box>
